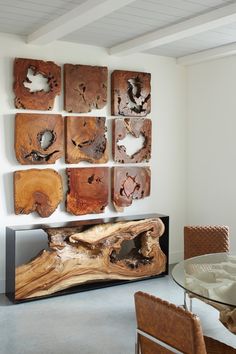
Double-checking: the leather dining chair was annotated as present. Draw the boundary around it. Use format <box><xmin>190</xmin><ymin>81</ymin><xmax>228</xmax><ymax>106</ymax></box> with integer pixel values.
<box><xmin>184</xmin><ymin>225</ymin><xmax>230</xmax><ymax>260</ymax></box>
<box><xmin>184</xmin><ymin>225</ymin><xmax>230</xmax><ymax>310</ymax></box>
<box><xmin>134</xmin><ymin>291</ymin><xmax>236</xmax><ymax>354</ymax></box>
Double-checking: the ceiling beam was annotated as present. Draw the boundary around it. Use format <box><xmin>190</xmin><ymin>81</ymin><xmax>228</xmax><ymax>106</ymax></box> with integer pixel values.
<box><xmin>177</xmin><ymin>42</ymin><xmax>236</xmax><ymax>66</ymax></box>
<box><xmin>109</xmin><ymin>2</ymin><xmax>236</xmax><ymax>56</ymax></box>
<box><xmin>27</xmin><ymin>0</ymin><xmax>136</xmax><ymax>45</ymax></box>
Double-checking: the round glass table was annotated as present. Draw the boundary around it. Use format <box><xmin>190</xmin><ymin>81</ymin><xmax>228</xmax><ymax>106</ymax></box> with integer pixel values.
<box><xmin>172</xmin><ymin>252</ymin><xmax>236</xmax><ymax>307</ymax></box>
<box><xmin>172</xmin><ymin>253</ymin><xmax>236</xmax><ymax>334</ymax></box>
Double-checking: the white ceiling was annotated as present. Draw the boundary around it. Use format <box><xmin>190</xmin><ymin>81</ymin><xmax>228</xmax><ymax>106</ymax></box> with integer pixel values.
<box><xmin>1</xmin><ymin>0</ymin><xmax>236</xmax><ymax>64</ymax></box>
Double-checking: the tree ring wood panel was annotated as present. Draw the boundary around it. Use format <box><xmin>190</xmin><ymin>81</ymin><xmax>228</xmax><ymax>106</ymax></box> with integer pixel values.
<box><xmin>66</xmin><ymin>167</ymin><xmax>109</xmax><ymax>215</ymax></box>
<box><xmin>15</xmin><ymin>113</ymin><xmax>63</xmax><ymax>165</ymax></box>
<box><xmin>64</xmin><ymin>64</ymin><xmax>108</xmax><ymax>113</ymax></box>
<box><xmin>15</xmin><ymin>218</ymin><xmax>166</xmax><ymax>300</ymax></box>
<box><xmin>14</xmin><ymin>58</ymin><xmax>61</xmax><ymax>110</ymax></box>
<box><xmin>65</xmin><ymin>116</ymin><xmax>108</xmax><ymax>164</ymax></box>
<box><xmin>113</xmin><ymin>118</ymin><xmax>151</xmax><ymax>163</ymax></box>
<box><xmin>111</xmin><ymin>70</ymin><xmax>151</xmax><ymax>117</ymax></box>
<box><xmin>14</xmin><ymin>169</ymin><xmax>63</xmax><ymax>217</ymax></box>
<box><xmin>112</xmin><ymin>166</ymin><xmax>151</xmax><ymax>211</ymax></box>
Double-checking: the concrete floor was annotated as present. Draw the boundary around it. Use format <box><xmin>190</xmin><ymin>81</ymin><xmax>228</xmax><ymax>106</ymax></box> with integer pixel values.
<box><xmin>0</xmin><ymin>274</ymin><xmax>235</xmax><ymax>354</ymax></box>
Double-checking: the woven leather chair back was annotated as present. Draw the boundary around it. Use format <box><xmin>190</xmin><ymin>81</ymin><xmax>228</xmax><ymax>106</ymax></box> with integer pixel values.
<box><xmin>134</xmin><ymin>291</ymin><xmax>207</xmax><ymax>354</ymax></box>
<box><xmin>184</xmin><ymin>226</ymin><xmax>229</xmax><ymax>260</ymax></box>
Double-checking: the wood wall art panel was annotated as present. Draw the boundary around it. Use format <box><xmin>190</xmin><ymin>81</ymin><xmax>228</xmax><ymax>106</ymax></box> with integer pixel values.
<box><xmin>14</xmin><ymin>58</ymin><xmax>61</xmax><ymax>110</ymax></box>
<box><xmin>113</xmin><ymin>118</ymin><xmax>151</xmax><ymax>163</ymax></box>
<box><xmin>15</xmin><ymin>218</ymin><xmax>166</xmax><ymax>300</ymax></box>
<box><xmin>15</xmin><ymin>113</ymin><xmax>63</xmax><ymax>165</ymax></box>
<box><xmin>64</xmin><ymin>64</ymin><xmax>108</xmax><ymax>113</ymax></box>
<box><xmin>66</xmin><ymin>167</ymin><xmax>109</xmax><ymax>215</ymax></box>
<box><xmin>111</xmin><ymin>70</ymin><xmax>151</xmax><ymax>117</ymax></box>
<box><xmin>14</xmin><ymin>169</ymin><xmax>63</xmax><ymax>217</ymax></box>
<box><xmin>112</xmin><ymin>166</ymin><xmax>151</xmax><ymax>211</ymax></box>
<box><xmin>65</xmin><ymin>116</ymin><xmax>108</xmax><ymax>164</ymax></box>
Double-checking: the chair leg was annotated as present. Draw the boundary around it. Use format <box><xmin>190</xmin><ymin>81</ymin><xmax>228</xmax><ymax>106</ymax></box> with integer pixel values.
<box><xmin>136</xmin><ymin>332</ymin><xmax>140</xmax><ymax>354</ymax></box>
<box><xmin>184</xmin><ymin>290</ymin><xmax>193</xmax><ymax>312</ymax></box>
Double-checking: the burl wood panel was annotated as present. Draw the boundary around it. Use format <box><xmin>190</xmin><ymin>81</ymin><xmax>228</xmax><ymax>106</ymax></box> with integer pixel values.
<box><xmin>15</xmin><ymin>113</ymin><xmax>63</xmax><ymax>165</ymax></box>
<box><xmin>113</xmin><ymin>118</ymin><xmax>151</xmax><ymax>163</ymax></box>
<box><xmin>66</xmin><ymin>167</ymin><xmax>109</xmax><ymax>215</ymax></box>
<box><xmin>15</xmin><ymin>218</ymin><xmax>166</xmax><ymax>299</ymax></box>
<box><xmin>112</xmin><ymin>167</ymin><xmax>151</xmax><ymax>211</ymax></box>
<box><xmin>111</xmin><ymin>70</ymin><xmax>151</xmax><ymax>117</ymax></box>
<box><xmin>64</xmin><ymin>64</ymin><xmax>108</xmax><ymax>113</ymax></box>
<box><xmin>14</xmin><ymin>169</ymin><xmax>63</xmax><ymax>217</ymax></box>
<box><xmin>14</xmin><ymin>58</ymin><xmax>61</xmax><ymax>110</ymax></box>
<box><xmin>65</xmin><ymin>116</ymin><xmax>108</xmax><ymax>164</ymax></box>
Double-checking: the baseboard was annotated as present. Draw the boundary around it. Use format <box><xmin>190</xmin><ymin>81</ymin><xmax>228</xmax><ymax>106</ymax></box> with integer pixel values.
<box><xmin>0</xmin><ymin>279</ymin><xmax>5</xmax><ymax>294</ymax></box>
<box><xmin>169</xmin><ymin>251</ymin><xmax>183</xmax><ymax>264</ymax></box>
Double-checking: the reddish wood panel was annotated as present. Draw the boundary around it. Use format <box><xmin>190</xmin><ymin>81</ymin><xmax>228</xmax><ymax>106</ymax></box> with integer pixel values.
<box><xmin>112</xmin><ymin>166</ymin><xmax>151</xmax><ymax>211</ymax></box>
<box><xmin>15</xmin><ymin>113</ymin><xmax>63</xmax><ymax>165</ymax></box>
<box><xmin>66</xmin><ymin>167</ymin><xmax>109</xmax><ymax>215</ymax></box>
<box><xmin>65</xmin><ymin>116</ymin><xmax>108</xmax><ymax>164</ymax></box>
<box><xmin>14</xmin><ymin>58</ymin><xmax>61</xmax><ymax>110</ymax></box>
<box><xmin>112</xmin><ymin>118</ymin><xmax>152</xmax><ymax>163</ymax></box>
<box><xmin>64</xmin><ymin>64</ymin><xmax>108</xmax><ymax>113</ymax></box>
<box><xmin>14</xmin><ymin>169</ymin><xmax>63</xmax><ymax>217</ymax></box>
<box><xmin>111</xmin><ymin>70</ymin><xmax>151</xmax><ymax>117</ymax></box>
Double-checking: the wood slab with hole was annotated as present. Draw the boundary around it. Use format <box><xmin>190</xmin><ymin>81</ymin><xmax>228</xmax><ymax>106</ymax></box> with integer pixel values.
<box><xmin>66</xmin><ymin>167</ymin><xmax>109</xmax><ymax>215</ymax></box>
<box><xmin>112</xmin><ymin>166</ymin><xmax>151</xmax><ymax>211</ymax></box>
<box><xmin>65</xmin><ymin>116</ymin><xmax>108</xmax><ymax>163</ymax></box>
<box><xmin>111</xmin><ymin>70</ymin><xmax>151</xmax><ymax>117</ymax></box>
<box><xmin>14</xmin><ymin>168</ymin><xmax>63</xmax><ymax>217</ymax></box>
<box><xmin>15</xmin><ymin>218</ymin><xmax>166</xmax><ymax>299</ymax></box>
<box><xmin>14</xmin><ymin>58</ymin><xmax>61</xmax><ymax>110</ymax></box>
<box><xmin>113</xmin><ymin>118</ymin><xmax>151</xmax><ymax>163</ymax></box>
<box><xmin>64</xmin><ymin>64</ymin><xmax>107</xmax><ymax>113</ymax></box>
<box><xmin>15</xmin><ymin>113</ymin><xmax>63</xmax><ymax>164</ymax></box>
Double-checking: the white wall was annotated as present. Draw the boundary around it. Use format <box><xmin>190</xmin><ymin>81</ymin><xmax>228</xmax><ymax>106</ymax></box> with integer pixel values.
<box><xmin>0</xmin><ymin>33</ymin><xmax>187</xmax><ymax>293</ymax></box>
<box><xmin>187</xmin><ymin>56</ymin><xmax>236</xmax><ymax>253</ymax></box>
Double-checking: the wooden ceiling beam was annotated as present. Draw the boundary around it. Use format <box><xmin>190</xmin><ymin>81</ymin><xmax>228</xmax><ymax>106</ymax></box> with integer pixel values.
<box><xmin>27</xmin><ymin>0</ymin><xmax>136</xmax><ymax>45</ymax></box>
<box><xmin>109</xmin><ymin>3</ymin><xmax>236</xmax><ymax>56</ymax></box>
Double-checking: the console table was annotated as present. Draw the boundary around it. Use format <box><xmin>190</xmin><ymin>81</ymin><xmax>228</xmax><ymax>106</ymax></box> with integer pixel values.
<box><xmin>6</xmin><ymin>213</ymin><xmax>169</xmax><ymax>303</ymax></box>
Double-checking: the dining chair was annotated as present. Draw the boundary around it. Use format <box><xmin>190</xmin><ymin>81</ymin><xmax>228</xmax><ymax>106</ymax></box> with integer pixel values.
<box><xmin>184</xmin><ymin>225</ymin><xmax>229</xmax><ymax>310</ymax></box>
<box><xmin>184</xmin><ymin>225</ymin><xmax>230</xmax><ymax>260</ymax></box>
<box><xmin>134</xmin><ymin>291</ymin><xmax>236</xmax><ymax>354</ymax></box>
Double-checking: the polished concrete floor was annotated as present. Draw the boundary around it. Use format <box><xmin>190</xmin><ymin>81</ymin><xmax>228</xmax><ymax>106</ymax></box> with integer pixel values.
<box><xmin>0</xmin><ymin>273</ymin><xmax>235</xmax><ymax>354</ymax></box>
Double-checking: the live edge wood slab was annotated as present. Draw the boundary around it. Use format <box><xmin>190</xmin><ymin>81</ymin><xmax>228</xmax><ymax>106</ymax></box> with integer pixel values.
<box><xmin>15</xmin><ymin>113</ymin><xmax>63</xmax><ymax>164</ymax></box>
<box><xmin>14</xmin><ymin>169</ymin><xmax>63</xmax><ymax>217</ymax></box>
<box><xmin>111</xmin><ymin>70</ymin><xmax>151</xmax><ymax>117</ymax></box>
<box><xmin>14</xmin><ymin>58</ymin><xmax>61</xmax><ymax>110</ymax></box>
<box><xmin>64</xmin><ymin>64</ymin><xmax>108</xmax><ymax>113</ymax></box>
<box><xmin>15</xmin><ymin>217</ymin><xmax>166</xmax><ymax>300</ymax></box>
<box><xmin>66</xmin><ymin>167</ymin><xmax>109</xmax><ymax>215</ymax></box>
<box><xmin>65</xmin><ymin>116</ymin><xmax>108</xmax><ymax>164</ymax></box>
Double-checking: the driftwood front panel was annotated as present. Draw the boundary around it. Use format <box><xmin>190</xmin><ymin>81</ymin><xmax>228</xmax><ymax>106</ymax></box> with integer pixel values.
<box><xmin>15</xmin><ymin>113</ymin><xmax>63</xmax><ymax>164</ymax></box>
<box><xmin>14</xmin><ymin>58</ymin><xmax>61</xmax><ymax>110</ymax></box>
<box><xmin>112</xmin><ymin>118</ymin><xmax>152</xmax><ymax>163</ymax></box>
<box><xmin>65</xmin><ymin>116</ymin><xmax>108</xmax><ymax>164</ymax></box>
<box><xmin>111</xmin><ymin>70</ymin><xmax>151</xmax><ymax>117</ymax></box>
<box><xmin>14</xmin><ymin>169</ymin><xmax>63</xmax><ymax>217</ymax></box>
<box><xmin>112</xmin><ymin>166</ymin><xmax>151</xmax><ymax>211</ymax></box>
<box><xmin>66</xmin><ymin>167</ymin><xmax>109</xmax><ymax>215</ymax></box>
<box><xmin>64</xmin><ymin>64</ymin><xmax>108</xmax><ymax>113</ymax></box>
<box><xmin>15</xmin><ymin>218</ymin><xmax>166</xmax><ymax>300</ymax></box>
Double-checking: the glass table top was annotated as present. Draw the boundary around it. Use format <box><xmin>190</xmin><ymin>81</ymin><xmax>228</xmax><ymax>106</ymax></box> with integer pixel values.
<box><xmin>172</xmin><ymin>253</ymin><xmax>236</xmax><ymax>307</ymax></box>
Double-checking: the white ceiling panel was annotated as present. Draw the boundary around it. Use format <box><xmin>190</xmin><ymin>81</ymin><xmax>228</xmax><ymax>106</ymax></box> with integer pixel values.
<box><xmin>147</xmin><ymin>22</ymin><xmax>236</xmax><ymax>58</ymax></box>
<box><xmin>0</xmin><ymin>0</ymin><xmax>86</xmax><ymax>35</ymax></box>
<box><xmin>0</xmin><ymin>0</ymin><xmax>236</xmax><ymax>63</ymax></box>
